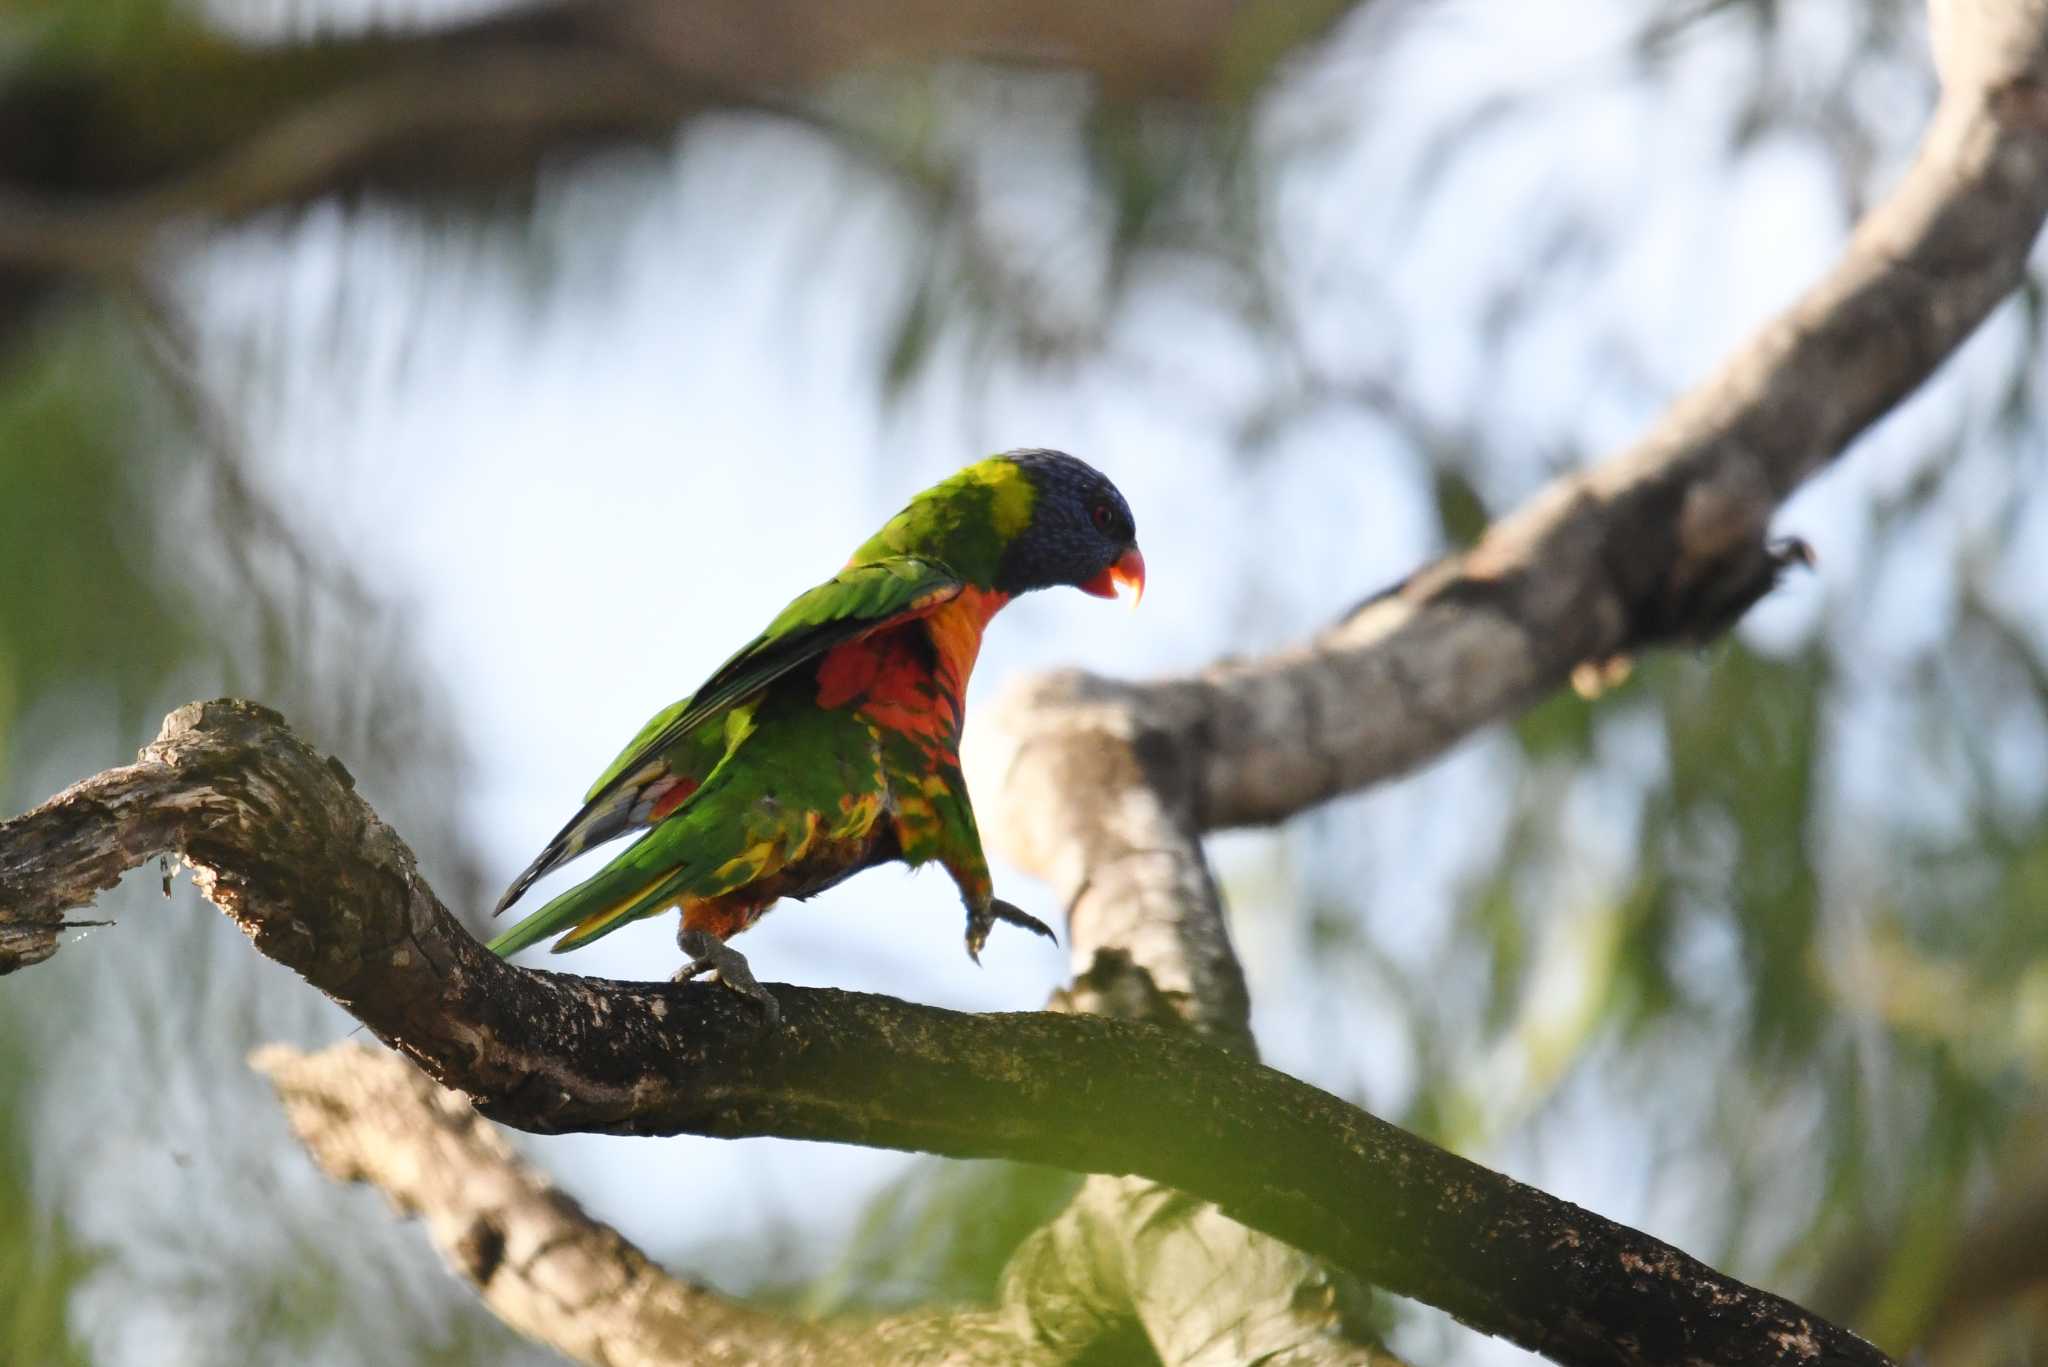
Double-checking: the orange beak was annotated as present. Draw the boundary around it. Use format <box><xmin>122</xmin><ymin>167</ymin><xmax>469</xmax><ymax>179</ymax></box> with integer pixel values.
<box><xmin>1081</xmin><ymin>545</ymin><xmax>1146</xmax><ymax>608</ymax></box>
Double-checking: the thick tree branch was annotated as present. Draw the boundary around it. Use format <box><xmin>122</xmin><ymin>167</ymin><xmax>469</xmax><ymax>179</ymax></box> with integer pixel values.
<box><xmin>954</xmin><ymin>11</ymin><xmax>2048</xmax><ymax>1359</ymax></box>
<box><xmin>977</xmin><ymin>0</ymin><xmax>2048</xmax><ymax>1043</ymax></box>
<box><xmin>1</xmin><ymin>699</ymin><xmax>1881</xmax><ymax>1367</ymax></box>
<box><xmin>6</xmin><ymin>7</ymin><xmax>2040</xmax><ymax>1366</ymax></box>
<box><xmin>257</xmin><ymin>1041</ymin><xmax>1394</xmax><ymax>1367</ymax></box>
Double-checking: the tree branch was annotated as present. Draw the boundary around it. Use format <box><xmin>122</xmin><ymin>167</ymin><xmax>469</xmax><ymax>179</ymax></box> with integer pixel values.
<box><xmin>253</xmin><ymin>1040</ymin><xmax>1072</xmax><ymax>1367</ymax></box>
<box><xmin>958</xmin><ymin>7</ymin><xmax>2048</xmax><ymax>1358</ymax></box>
<box><xmin>977</xmin><ymin>0</ymin><xmax>2048</xmax><ymax>1042</ymax></box>
<box><xmin>257</xmin><ymin>1040</ymin><xmax>1395</xmax><ymax>1367</ymax></box>
<box><xmin>5</xmin><ymin>6</ymin><xmax>2041</xmax><ymax>1366</ymax></box>
<box><xmin>0</xmin><ymin>699</ymin><xmax>1881</xmax><ymax>1367</ymax></box>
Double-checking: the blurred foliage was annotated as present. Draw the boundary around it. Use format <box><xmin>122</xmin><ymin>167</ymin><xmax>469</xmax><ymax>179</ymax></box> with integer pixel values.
<box><xmin>0</xmin><ymin>313</ymin><xmax>189</xmax><ymax>1367</ymax></box>
<box><xmin>0</xmin><ymin>318</ymin><xmax>202</xmax><ymax>778</ymax></box>
<box><xmin>0</xmin><ymin>299</ymin><xmax>509</xmax><ymax>1362</ymax></box>
<box><xmin>798</xmin><ymin>1161</ymin><xmax>1081</xmax><ymax>1316</ymax></box>
<box><xmin>1393</xmin><ymin>617</ymin><xmax>2048</xmax><ymax>1359</ymax></box>
<box><xmin>830</xmin><ymin>8</ymin><xmax>2047</xmax><ymax>1363</ymax></box>
<box><xmin>3</xmin><ymin>0</ymin><xmax>2047</xmax><ymax>1364</ymax></box>
<box><xmin>862</xmin><ymin>4</ymin><xmax>2048</xmax><ymax>1366</ymax></box>
<box><xmin>0</xmin><ymin>1031</ymin><xmax>95</xmax><ymax>1367</ymax></box>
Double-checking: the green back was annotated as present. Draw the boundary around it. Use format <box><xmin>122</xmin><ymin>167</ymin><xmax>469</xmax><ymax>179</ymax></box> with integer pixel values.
<box><xmin>580</xmin><ymin>454</ymin><xmax>1041</xmax><ymax>804</ymax></box>
<box><xmin>584</xmin><ymin>556</ymin><xmax>962</xmax><ymax>801</ymax></box>
<box><xmin>846</xmin><ymin>457</ymin><xmax>1038</xmax><ymax>586</ymax></box>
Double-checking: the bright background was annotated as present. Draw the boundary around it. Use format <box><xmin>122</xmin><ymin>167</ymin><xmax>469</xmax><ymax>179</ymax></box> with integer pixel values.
<box><xmin>4</xmin><ymin>1</ymin><xmax>2047</xmax><ymax>1364</ymax></box>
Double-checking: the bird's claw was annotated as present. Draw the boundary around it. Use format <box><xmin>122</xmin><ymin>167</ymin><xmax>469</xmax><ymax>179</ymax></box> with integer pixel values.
<box><xmin>675</xmin><ymin>928</ymin><xmax>781</xmax><ymax>1027</ymax></box>
<box><xmin>964</xmin><ymin>897</ymin><xmax>1058</xmax><ymax>965</ymax></box>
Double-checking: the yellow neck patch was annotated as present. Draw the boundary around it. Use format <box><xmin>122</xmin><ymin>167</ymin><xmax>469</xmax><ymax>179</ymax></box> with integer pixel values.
<box><xmin>963</xmin><ymin>458</ymin><xmax>1035</xmax><ymax>540</ymax></box>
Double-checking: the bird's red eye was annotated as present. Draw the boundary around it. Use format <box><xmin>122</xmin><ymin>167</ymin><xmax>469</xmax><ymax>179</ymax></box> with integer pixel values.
<box><xmin>1091</xmin><ymin>502</ymin><xmax>1114</xmax><ymax>533</ymax></box>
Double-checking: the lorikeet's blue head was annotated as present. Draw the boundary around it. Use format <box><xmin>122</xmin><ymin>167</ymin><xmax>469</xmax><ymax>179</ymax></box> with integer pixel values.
<box><xmin>996</xmin><ymin>450</ymin><xmax>1146</xmax><ymax>604</ymax></box>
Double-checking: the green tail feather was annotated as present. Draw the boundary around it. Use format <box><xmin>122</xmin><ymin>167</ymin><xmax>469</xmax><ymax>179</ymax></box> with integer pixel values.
<box><xmin>486</xmin><ymin>846</ymin><xmax>691</xmax><ymax>958</ymax></box>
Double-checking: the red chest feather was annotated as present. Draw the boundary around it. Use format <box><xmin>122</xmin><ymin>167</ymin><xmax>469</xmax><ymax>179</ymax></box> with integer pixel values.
<box><xmin>813</xmin><ymin>587</ymin><xmax>1010</xmax><ymax>744</ymax></box>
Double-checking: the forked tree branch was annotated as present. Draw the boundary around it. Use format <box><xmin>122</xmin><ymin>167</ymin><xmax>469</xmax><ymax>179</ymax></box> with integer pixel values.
<box><xmin>3</xmin><ymin>699</ymin><xmax>1877</xmax><ymax>1367</ymax></box>
<box><xmin>958</xmin><ymin>11</ymin><xmax>2048</xmax><ymax>1356</ymax></box>
<box><xmin>4</xmin><ymin>4</ymin><xmax>2043</xmax><ymax>1366</ymax></box>
<box><xmin>978</xmin><ymin>0</ymin><xmax>2048</xmax><ymax>1046</ymax></box>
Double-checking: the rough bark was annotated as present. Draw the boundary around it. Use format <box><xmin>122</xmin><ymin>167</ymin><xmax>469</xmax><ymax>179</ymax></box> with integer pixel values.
<box><xmin>257</xmin><ymin>1040</ymin><xmax>1393</xmax><ymax>1367</ymax></box>
<box><xmin>1</xmin><ymin>699</ymin><xmax>1881</xmax><ymax>1367</ymax></box>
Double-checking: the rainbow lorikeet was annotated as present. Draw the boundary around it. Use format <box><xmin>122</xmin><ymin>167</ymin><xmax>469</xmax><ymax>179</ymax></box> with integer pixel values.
<box><xmin>488</xmin><ymin>450</ymin><xmax>1145</xmax><ymax>1021</ymax></box>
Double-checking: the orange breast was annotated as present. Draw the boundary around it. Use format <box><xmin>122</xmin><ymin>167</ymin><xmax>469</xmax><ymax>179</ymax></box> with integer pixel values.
<box><xmin>921</xmin><ymin>586</ymin><xmax>1010</xmax><ymax>696</ymax></box>
<box><xmin>812</xmin><ymin>586</ymin><xmax>1010</xmax><ymax>750</ymax></box>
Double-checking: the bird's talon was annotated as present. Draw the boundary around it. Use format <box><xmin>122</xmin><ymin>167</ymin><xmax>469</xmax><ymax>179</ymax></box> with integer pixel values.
<box><xmin>962</xmin><ymin>897</ymin><xmax>1055</xmax><ymax>963</ymax></box>
<box><xmin>676</xmin><ymin>929</ymin><xmax>781</xmax><ymax>1027</ymax></box>
<box><xmin>991</xmin><ymin>897</ymin><xmax>1057</xmax><ymax>944</ymax></box>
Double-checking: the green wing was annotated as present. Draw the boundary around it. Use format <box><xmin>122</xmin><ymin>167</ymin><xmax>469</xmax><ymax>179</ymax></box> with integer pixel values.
<box><xmin>583</xmin><ymin>555</ymin><xmax>962</xmax><ymax>799</ymax></box>
<box><xmin>491</xmin><ymin>555</ymin><xmax>961</xmax><ymax>920</ymax></box>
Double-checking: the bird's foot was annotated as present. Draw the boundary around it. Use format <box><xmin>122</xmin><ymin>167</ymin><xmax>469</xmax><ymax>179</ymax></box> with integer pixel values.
<box><xmin>675</xmin><ymin>928</ymin><xmax>781</xmax><ymax>1027</ymax></box>
<box><xmin>964</xmin><ymin>898</ymin><xmax>1057</xmax><ymax>965</ymax></box>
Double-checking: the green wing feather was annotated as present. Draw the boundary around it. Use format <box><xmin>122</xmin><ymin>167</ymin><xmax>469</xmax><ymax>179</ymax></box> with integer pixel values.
<box><xmin>583</xmin><ymin>556</ymin><xmax>961</xmax><ymax>801</ymax></box>
<box><xmin>488</xmin><ymin>688</ymin><xmax>887</xmax><ymax>958</ymax></box>
<box><xmin>489</xmin><ymin>555</ymin><xmax>961</xmax><ymax>926</ymax></box>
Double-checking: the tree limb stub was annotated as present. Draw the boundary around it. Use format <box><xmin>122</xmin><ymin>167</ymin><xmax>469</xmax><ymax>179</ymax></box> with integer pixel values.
<box><xmin>978</xmin><ymin>0</ymin><xmax>2048</xmax><ymax>1044</ymax></box>
<box><xmin>1</xmin><ymin>700</ymin><xmax>1884</xmax><ymax>1367</ymax></box>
